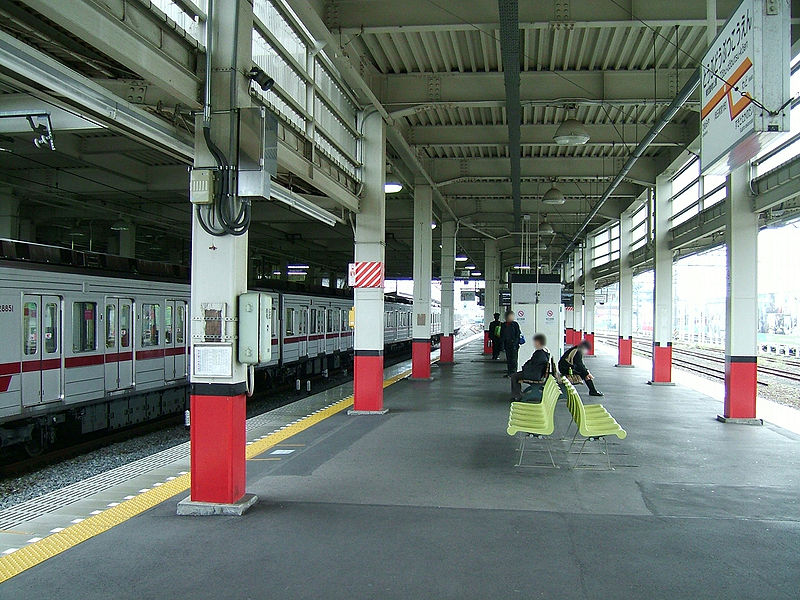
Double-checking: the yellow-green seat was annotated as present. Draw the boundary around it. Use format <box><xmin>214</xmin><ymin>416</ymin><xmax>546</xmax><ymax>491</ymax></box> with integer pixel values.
<box><xmin>506</xmin><ymin>375</ymin><xmax>561</xmax><ymax>467</ymax></box>
<box><xmin>561</xmin><ymin>376</ymin><xmax>626</xmax><ymax>470</ymax></box>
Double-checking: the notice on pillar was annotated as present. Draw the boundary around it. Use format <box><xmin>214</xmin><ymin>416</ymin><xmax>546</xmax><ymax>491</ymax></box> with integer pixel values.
<box><xmin>193</xmin><ymin>343</ymin><xmax>233</xmax><ymax>378</ymax></box>
<box><xmin>349</xmin><ymin>262</ymin><xmax>384</xmax><ymax>288</ymax></box>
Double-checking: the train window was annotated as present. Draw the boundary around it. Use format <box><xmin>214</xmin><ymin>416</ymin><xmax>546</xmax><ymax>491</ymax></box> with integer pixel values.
<box><xmin>72</xmin><ymin>302</ymin><xmax>97</xmax><ymax>352</ymax></box>
<box><xmin>141</xmin><ymin>304</ymin><xmax>161</xmax><ymax>347</ymax></box>
<box><xmin>120</xmin><ymin>304</ymin><xmax>131</xmax><ymax>348</ymax></box>
<box><xmin>271</xmin><ymin>306</ymin><xmax>277</xmax><ymax>339</ymax></box>
<box><xmin>285</xmin><ymin>308</ymin><xmax>295</xmax><ymax>335</ymax></box>
<box><xmin>44</xmin><ymin>302</ymin><xmax>58</xmax><ymax>354</ymax></box>
<box><xmin>310</xmin><ymin>309</ymin><xmax>317</xmax><ymax>334</ymax></box>
<box><xmin>318</xmin><ymin>309</ymin><xmax>325</xmax><ymax>334</ymax></box>
<box><xmin>342</xmin><ymin>311</ymin><xmax>348</xmax><ymax>330</ymax></box>
<box><xmin>175</xmin><ymin>304</ymin><xmax>185</xmax><ymax>345</ymax></box>
<box><xmin>165</xmin><ymin>305</ymin><xmax>173</xmax><ymax>344</ymax></box>
<box><xmin>327</xmin><ymin>309</ymin><xmax>338</xmax><ymax>332</ymax></box>
<box><xmin>105</xmin><ymin>304</ymin><xmax>116</xmax><ymax>349</ymax></box>
<box><xmin>298</xmin><ymin>309</ymin><xmax>307</xmax><ymax>335</ymax></box>
<box><xmin>23</xmin><ymin>301</ymin><xmax>37</xmax><ymax>355</ymax></box>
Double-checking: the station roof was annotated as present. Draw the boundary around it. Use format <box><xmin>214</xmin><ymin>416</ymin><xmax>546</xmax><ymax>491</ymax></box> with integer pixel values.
<box><xmin>0</xmin><ymin>1</ymin><xmax>797</xmax><ymax>278</ymax></box>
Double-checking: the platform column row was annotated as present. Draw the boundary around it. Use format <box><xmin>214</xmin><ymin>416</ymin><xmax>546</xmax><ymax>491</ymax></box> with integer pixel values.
<box><xmin>440</xmin><ymin>218</ymin><xmax>456</xmax><ymax>364</ymax></box>
<box><xmin>582</xmin><ymin>242</ymin><xmax>595</xmax><ymax>355</ymax></box>
<box><xmin>352</xmin><ymin>110</ymin><xmax>387</xmax><ymax>412</ymax></box>
<box><xmin>411</xmin><ymin>182</ymin><xmax>433</xmax><ymax>379</ymax></box>
<box><xmin>572</xmin><ymin>248</ymin><xmax>583</xmax><ymax>346</ymax></box>
<box><xmin>723</xmin><ymin>164</ymin><xmax>758</xmax><ymax>420</ymax></box>
<box><xmin>651</xmin><ymin>177</ymin><xmax>673</xmax><ymax>384</ymax></box>
<box><xmin>617</xmin><ymin>205</ymin><xmax>634</xmax><ymax>367</ymax></box>
<box><xmin>483</xmin><ymin>239</ymin><xmax>499</xmax><ymax>354</ymax></box>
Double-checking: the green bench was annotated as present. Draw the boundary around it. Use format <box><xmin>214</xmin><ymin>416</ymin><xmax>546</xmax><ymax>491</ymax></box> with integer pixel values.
<box><xmin>561</xmin><ymin>376</ymin><xmax>627</xmax><ymax>470</ymax></box>
<box><xmin>506</xmin><ymin>375</ymin><xmax>561</xmax><ymax>467</ymax></box>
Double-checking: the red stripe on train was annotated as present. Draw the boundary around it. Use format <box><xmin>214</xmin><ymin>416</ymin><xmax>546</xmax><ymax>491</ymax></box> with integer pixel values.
<box><xmin>136</xmin><ymin>349</ymin><xmax>165</xmax><ymax>360</ymax></box>
<box><xmin>65</xmin><ymin>355</ymin><xmax>105</xmax><ymax>368</ymax></box>
<box><xmin>0</xmin><ymin>376</ymin><xmax>10</xmax><ymax>392</ymax></box>
<box><xmin>0</xmin><ymin>362</ymin><xmax>21</xmax><ymax>376</ymax></box>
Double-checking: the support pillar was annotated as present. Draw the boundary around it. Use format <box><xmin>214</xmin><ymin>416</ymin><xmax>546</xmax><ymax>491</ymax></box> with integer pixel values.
<box><xmin>572</xmin><ymin>248</ymin><xmax>583</xmax><ymax>346</ymax></box>
<box><xmin>181</xmin><ymin>0</ymin><xmax>255</xmax><ymax>515</ymax></box>
<box><xmin>651</xmin><ymin>178</ymin><xmax>674</xmax><ymax>384</ymax></box>
<box><xmin>411</xmin><ymin>182</ymin><xmax>433</xmax><ymax>380</ymax></box>
<box><xmin>483</xmin><ymin>239</ymin><xmax>498</xmax><ymax>353</ymax></box>
<box><xmin>617</xmin><ymin>207</ymin><xmax>634</xmax><ymax>367</ymax></box>
<box><xmin>0</xmin><ymin>194</ymin><xmax>19</xmax><ymax>239</ymax></box>
<box><xmin>351</xmin><ymin>111</ymin><xmax>387</xmax><ymax>413</ymax></box>
<box><xmin>720</xmin><ymin>165</ymin><xmax>761</xmax><ymax>423</ymax></box>
<box><xmin>582</xmin><ymin>243</ymin><xmax>595</xmax><ymax>355</ymax></box>
<box><xmin>440</xmin><ymin>218</ymin><xmax>456</xmax><ymax>364</ymax></box>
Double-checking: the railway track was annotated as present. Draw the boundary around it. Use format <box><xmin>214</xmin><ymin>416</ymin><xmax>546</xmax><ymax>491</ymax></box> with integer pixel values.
<box><xmin>594</xmin><ymin>334</ymin><xmax>800</xmax><ymax>385</ymax></box>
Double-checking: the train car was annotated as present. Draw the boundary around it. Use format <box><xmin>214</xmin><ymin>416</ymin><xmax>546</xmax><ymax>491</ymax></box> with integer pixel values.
<box><xmin>0</xmin><ymin>241</ymin><xmax>436</xmax><ymax>452</ymax></box>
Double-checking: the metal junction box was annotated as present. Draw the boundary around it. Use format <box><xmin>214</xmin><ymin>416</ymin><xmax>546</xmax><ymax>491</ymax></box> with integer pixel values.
<box><xmin>237</xmin><ymin>106</ymin><xmax>278</xmax><ymax>199</ymax></box>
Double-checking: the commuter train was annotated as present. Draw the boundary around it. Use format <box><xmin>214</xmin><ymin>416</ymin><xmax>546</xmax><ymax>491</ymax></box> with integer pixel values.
<box><xmin>0</xmin><ymin>240</ymin><xmax>441</xmax><ymax>453</ymax></box>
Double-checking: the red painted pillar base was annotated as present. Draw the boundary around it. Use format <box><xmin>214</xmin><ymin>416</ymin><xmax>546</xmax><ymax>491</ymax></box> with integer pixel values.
<box><xmin>440</xmin><ymin>334</ymin><xmax>454</xmax><ymax>364</ymax></box>
<box><xmin>584</xmin><ymin>332</ymin><xmax>595</xmax><ymax>356</ymax></box>
<box><xmin>483</xmin><ymin>330</ymin><xmax>492</xmax><ymax>354</ymax></box>
<box><xmin>723</xmin><ymin>357</ymin><xmax>757</xmax><ymax>419</ymax></box>
<box><xmin>565</xmin><ymin>328</ymin><xmax>573</xmax><ymax>345</ymax></box>
<box><xmin>353</xmin><ymin>353</ymin><xmax>384</xmax><ymax>412</ymax></box>
<box><xmin>574</xmin><ymin>330</ymin><xmax>582</xmax><ymax>346</ymax></box>
<box><xmin>650</xmin><ymin>343</ymin><xmax>673</xmax><ymax>384</ymax></box>
<box><xmin>190</xmin><ymin>394</ymin><xmax>246</xmax><ymax>504</ymax></box>
<box><xmin>617</xmin><ymin>336</ymin><xmax>633</xmax><ymax>366</ymax></box>
<box><xmin>411</xmin><ymin>340</ymin><xmax>432</xmax><ymax>380</ymax></box>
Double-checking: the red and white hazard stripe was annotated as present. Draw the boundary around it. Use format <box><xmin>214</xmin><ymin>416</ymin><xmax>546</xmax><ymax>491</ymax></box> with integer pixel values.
<box><xmin>354</xmin><ymin>261</ymin><xmax>384</xmax><ymax>288</ymax></box>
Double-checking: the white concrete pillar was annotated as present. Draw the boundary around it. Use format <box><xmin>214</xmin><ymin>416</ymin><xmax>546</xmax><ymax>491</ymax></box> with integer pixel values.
<box><xmin>572</xmin><ymin>248</ymin><xmax>583</xmax><ymax>345</ymax></box>
<box><xmin>721</xmin><ymin>164</ymin><xmax>760</xmax><ymax>422</ymax></box>
<box><xmin>652</xmin><ymin>176</ymin><xmax>674</xmax><ymax>383</ymax></box>
<box><xmin>119</xmin><ymin>223</ymin><xmax>136</xmax><ymax>258</ymax></box>
<box><xmin>440</xmin><ymin>218</ymin><xmax>456</xmax><ymax>363</ymax></box>
<box><xmin>411</xmin><ymin>182</ymin><xmax>433</xmax><ymax>380</ymax></box>
<box><xmin>617</xmin><ymin>208</ymin><xmax>634</xmax><ymax>366</ymax></box>
<box><xmin>352</xmin><ymin>110</ymin><xmax>387</xmax><ymax>412</ymax></box>
<box><xmin>483</xmin><ymin>238</ymin><xmax>498</xmax><ymax>353</ymax></box>
<box><xmin>582</xmin><ymin>242</ymin><xmax>595</xmax><ymax>355</ymax></box>
<box><xmin>183</xmin><ymin>0</ymin><xmax>254</xmax><ymax>512</ymax></box>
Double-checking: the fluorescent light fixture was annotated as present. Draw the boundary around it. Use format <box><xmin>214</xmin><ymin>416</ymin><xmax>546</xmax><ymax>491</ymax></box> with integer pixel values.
<box><xmin>272</xmin><ymin>270</ymin><xmax>281</xmax><ymax>276</ymax></box>
<box><xmin>384</xmin><ymin>181</ymin><xmax>403</xmax><ymax>194</ymax></box>
<box><xmin>455</xmin><ymin>254</ymin><xmax>468</xmax><ymax>262</ymax></box>
<box><xmin>271</xmin><ymin>182</ymin><xmax>340</xmax><ymax>227</ymax></box>
<box><xmin>286</xmin><ymin>264</ymin><xmax>309</xmax><ymax>270</ymax></box>
<box><xmin>110</xmin><ymin>219</ymin><xmax>130</xmax><ymax>231</ymax></box>
<box><xmin>287</xmin><ymin>270</ymin><xmax>307</xmax><ymax>276</ymax></box>
<box><xmin>471</xmin><ymin>271</ymin><xmax>482</xmax><ymax>277</ymax></box>
<box><xmin>464</xmin><ymin>265</ymin><xmax>476</xmax><ymax>270</ymax></box>
<box><xmin>542</xmin><ymin>185</ymin><xmax>566</xmax><ymax>205</ymax></box>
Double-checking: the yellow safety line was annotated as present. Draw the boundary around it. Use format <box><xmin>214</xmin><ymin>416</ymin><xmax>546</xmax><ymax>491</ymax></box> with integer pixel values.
<box><xmin>0</xmin><ymin>365</ymin><xmax>413</xmax><ymax>584</ymax></box>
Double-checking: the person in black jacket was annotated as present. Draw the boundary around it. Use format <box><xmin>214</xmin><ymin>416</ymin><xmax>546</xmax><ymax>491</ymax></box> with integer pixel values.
<box><xmin>511</xmin><ymin>333</ymin><xmax>551</xmax><ymax>400</ymax></box>
<box><xmin>499</xmin><ymin>310</ymin><xmax>521</xmax><ymax>377</ymax></box>
<box><xmin>488</xmin><ymin>313</ymin><xmax>502</xmax><ymax>360</ymax></box>
<box><xmin>559</xmin><ymin>340</ymin><xmax>603</xmax><ymax>396</ymax></box>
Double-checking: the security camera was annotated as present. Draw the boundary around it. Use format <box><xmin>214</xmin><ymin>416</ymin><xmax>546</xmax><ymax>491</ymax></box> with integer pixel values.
<box><xmin>247</xmin><ymin>66</ymin><xmax>275</xmax><ymax>92</ymax></box>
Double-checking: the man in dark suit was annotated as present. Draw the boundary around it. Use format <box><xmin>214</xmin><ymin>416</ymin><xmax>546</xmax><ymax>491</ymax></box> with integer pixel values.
<box><xmin>499</xmin><ymin>310</ymin><xmax>521</xmax><ymax>377</ymax></box>
<box><xmin>488</xmin><ymin>312</ymin><xmax>502</xmax><ymax>360</ymax></box>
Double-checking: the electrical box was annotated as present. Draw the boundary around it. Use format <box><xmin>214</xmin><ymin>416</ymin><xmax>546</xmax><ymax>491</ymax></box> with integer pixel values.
<box><xmin>348</xmin><ymin>307</ymin><xmax>355</xmax><ymax>329</ymax></box>
<box><xmin>190</xmin><ymin>169</ymin><xmax>215</xmax><ymax>205</ymax></box>
<box><xmin>238</xmin><ymin>292</ymin><xmax>272</xmax><ymax>364</ymax></box>
<box><xmin>237</xmin><ymin>106</ymin><xmax>278</xmax><ymax>199</ymax></box>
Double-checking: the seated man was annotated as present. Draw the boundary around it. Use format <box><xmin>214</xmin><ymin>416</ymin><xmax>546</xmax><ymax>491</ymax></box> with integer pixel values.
<box><xmin>558</xmin><ymin>340</ymin><xmax>603</xmax><ymax>397</ymax></box>
<box><xmin>510</xmin><ymin>333</ymin><xmax>551</xmax><ymax>401</ymax></box>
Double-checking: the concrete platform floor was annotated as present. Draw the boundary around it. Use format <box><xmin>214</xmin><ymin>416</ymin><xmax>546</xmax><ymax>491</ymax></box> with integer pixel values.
<box><xmin>3</xmin><ymin>341</ymin><xmax>800</xmax><ymax>599</ymax></box>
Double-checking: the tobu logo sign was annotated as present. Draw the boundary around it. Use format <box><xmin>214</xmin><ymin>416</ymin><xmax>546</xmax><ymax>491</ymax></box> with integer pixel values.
<box><xmin>517</xmin><ymin>310</ymin><xmax>524</xmax><ymax>317</ymax></box>
<box><xmin>546</xmin><ymin>309</ymin><xmax>554</xmax><ymax>318</ymax></box>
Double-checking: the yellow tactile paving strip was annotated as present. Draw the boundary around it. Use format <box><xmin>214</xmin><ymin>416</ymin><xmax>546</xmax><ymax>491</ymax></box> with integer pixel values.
<box><xmin>0</xmin><ymin>366</ymin><xmax>413</xmax><ymax>584</ymax></box>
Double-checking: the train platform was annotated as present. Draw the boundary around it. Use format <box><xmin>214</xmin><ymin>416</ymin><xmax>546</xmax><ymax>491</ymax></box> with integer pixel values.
<box><xmin>2</xmin><ymin>339</ymin><xmax>800</xmax><ymax>599</ymax></box>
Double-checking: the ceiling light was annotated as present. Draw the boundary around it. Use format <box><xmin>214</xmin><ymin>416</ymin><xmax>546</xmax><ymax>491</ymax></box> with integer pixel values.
<box><xmin>287</xmin><ymin>271</ymin><xmax>307</xmax><ymax>276</ymax></box>
<box><xmin>472</xmin><ymin>271</ymin><xmax>482</xmax><ymax>277</ymax></box>
<box><xmin>385</xmin><ymin>181</ymin><xmax>403</xmax><ymax>194</ymax></box>
<box><xmin>286</xmin><ymin>264</ymin><xmax>309</xmax><ymax>270</ymax></box>
<box><xmin>538</xmin><ymin>219</ymin><xmax>555</xmax><ymax>235</ymax></box>
<box><xmin>431</xmin><ymin>222</ymin><xmax>437</xmax><ymax>229</ymax></box>
<box><xmin>542</xmin><ymin>185</ymin><xmax>566</xmax><ymax>205</ymax></box>
<box><xmin>272</xmin><ymin>270</ymin><xmax>282</xmax><ymax>276</ymax></box>
<box><xmin>455</xmin><ymin>254</ymin><xmax>468</xmax><ymax>262</ymax></box>
<box><xmin>271</xmin><ymin>182</ymin><xmax>340</xmax><ymax>227</ymax></box>
<box><xmin>464</xmin><ymin>265</ymin><xmax>476</xmax><ymax>270</ymax></box>
<box><xmin>110</xmin><ymin>219</ymin><xmax>130</xmax><ymax>231</ymax></box>
<box><xmin>554</xmin><ymin>107</ymin><xmax>590</xmax><ymax>145</ymax></box>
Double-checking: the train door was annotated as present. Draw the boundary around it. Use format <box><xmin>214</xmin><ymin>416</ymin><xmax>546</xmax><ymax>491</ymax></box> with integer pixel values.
<box><xmin>21</xmin><ymin>294</ymin><xmax>62</xmax><ymax>407</ymax></box>
<box><xmin>298</xmin><ymin>306</ymin><xmax>308</xmax><ymax>357</ymax></box>
<box><xmin>164</xmin><ymin>300</ymin><xmax>187</xmax><ymax>381</ymax></box>
<box><xmin>104</xmin><ymin>297</ymin><xmax>134</xmax><ymax>392</ymax></box>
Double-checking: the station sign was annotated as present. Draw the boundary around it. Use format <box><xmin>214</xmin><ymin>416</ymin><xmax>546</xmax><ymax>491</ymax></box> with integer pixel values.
<box><xmin>700</xmin><ymin>0</ymin><xmax>790</xmax><ymax>175</ymax></box>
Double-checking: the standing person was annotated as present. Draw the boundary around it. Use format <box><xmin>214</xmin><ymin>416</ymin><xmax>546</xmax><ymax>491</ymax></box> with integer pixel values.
<box><xmin>489</xmin><ymin>312</ymin><xmax>503</xmax><ymax>360</ymax></box>
<box><xmin>500</xmin><ymin>310</ymin><xmax>522</xmax><ymax>377</ymax></box>
<box><xmin>559</xmin><ymin>340</ymin><xmax>603</xmax><ymax>396</ymax></box>
<box><xmin>511</xmin><ymin>333</ymin><xmax>551</xmax><ymax>401</ymax></box>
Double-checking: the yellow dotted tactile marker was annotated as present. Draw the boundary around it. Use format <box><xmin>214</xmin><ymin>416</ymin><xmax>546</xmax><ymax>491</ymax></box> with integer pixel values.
<box><xmin>0</xmin><ymin>366</ymin><xmax>413</xmax><ymax>584</ymax></box>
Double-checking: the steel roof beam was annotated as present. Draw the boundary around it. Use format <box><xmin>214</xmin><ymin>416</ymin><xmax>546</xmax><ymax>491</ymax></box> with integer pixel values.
<box><xmin>497</xmin><ymin>0</ymin><xmax>521</xmax><ymax>224</ymax></box>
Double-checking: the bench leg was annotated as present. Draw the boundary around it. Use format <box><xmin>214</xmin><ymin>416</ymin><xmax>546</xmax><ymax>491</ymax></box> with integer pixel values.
<box><xmin>515</xmin><ymin>434</ymin><xmax>558</xmax><ymax>468</ymax></box>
